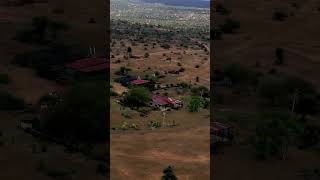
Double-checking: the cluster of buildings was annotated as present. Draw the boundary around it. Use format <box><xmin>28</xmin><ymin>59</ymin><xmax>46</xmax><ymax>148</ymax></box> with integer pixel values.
<box><xmin>115</xmin><ymin>74</ymin><xmax>183</xmax><ymax>110</ymax></box>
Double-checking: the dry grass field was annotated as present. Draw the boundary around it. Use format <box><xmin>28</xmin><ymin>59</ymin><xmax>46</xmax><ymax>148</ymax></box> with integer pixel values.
<box><xmin>213</xmin><ymin>0</ymin><xmax>320</xmax><ymax>179</ymax></box>
<box><xmin>110</xmin><ymin>23</ymin><xmax>210</xmax><ymax>178</ymax></box>
<box><xmin>0</xmin><ymin>0</ymin><xmax>107</xmax><ymax>179</ymax></box>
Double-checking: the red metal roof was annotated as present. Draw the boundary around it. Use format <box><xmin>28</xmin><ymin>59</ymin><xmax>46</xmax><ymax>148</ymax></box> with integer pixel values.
<box><xmin>152</xmin><ymin>95</ymin><xmax>178</xmax><ymax>106</ymax></box>
<box><xmin>77</xmin><ymin>63</ymin><xmax>109</xmax><ymax>73</ymax></box>
<box><xmin>152</xmin><ymin>95</ymin><xmax>170</xmax><ymax>106</ymax></box>
<box><xmin>130</xmin><ymin>79</ymin><xmax>149</xmax><ymax>85</ymax></box>
<box><xmin>65</xmin><ymin>57</ymin><xmax>109</xmax><ymax>73</ymax></box>
<box><xmin>211</xmin><ymin>122</ymin><xmax>232</xmax><ymax>133</ymax></box>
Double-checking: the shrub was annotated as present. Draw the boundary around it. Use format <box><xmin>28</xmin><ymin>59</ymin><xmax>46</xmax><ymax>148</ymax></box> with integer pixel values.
<box><xmin>0</xmin><ymin>73</ymin><xmax>10</xmax><ymax>84</ymax></box>
<box><xmin>121</xmin><ymin>108</ymin><xmax>132</xmax><ymax>118</ymax></box>
<box><xmin>250</xmin><ymin>113</ymin><xmax>300</xmax><ymax>160</ymax></box>
<box><xmin>273</xmin><ymin>11</ymin><xmax>288</xmax><ymax>21</ymax></box>
<box><xmin>191</xmin><ymin>86</ymin><xmax>210</xmax><ymax>98</ymax></box>
<box><xmin>148</xmin><ymin>121</ymin><xmax>161</xmax><ymax>129</ymax></box>
<box><xmin>220</xmin><ymin>19</ymin><xmax>240</xmax><ymax>33</ymax></box>
<box><xmin>188</xmin><ymin>96</ymin><xmax>203</xmax><ymax>112</ymax></box>
<box><xmin>161</xmin><ymin>166</ymin><xmax>177</xmax><ymax>180</ymax></box>
<box><xmin>138</xmin><ymin>107</ymin><xmax>152</xmax><ymax>116</ymax></box>
<box><xmin>122</xmin><ymin>87</ymin><xmax>151</xmax><ymax>108</ymax></box>
<box><xmin>224</xmin><ymin>63</ymin><xmax>260</xmax><ymax>86</ymax></box>
<box><xmin>115</xmin><ymin>66</ymin><xmax>131</xmax><ymax>75</ymax></box>
<box><xmin>0</xmin><ymin>90</ymin><xmax>25</xmax><ymax>110</ymax></box>
<box><xmin>178</xmin><ymin>67</ymin><xmax>185</xmax><ymax>72</ymax></box>
<box><xmin>161</xmin><ymin>43</ymin><xmax>171</xmax><ymax>49</ymax></box>
<box><xmin>144</xmin><ymin>52</ymin><xmax>150</xmax><ymax>58</ymax></box>
<box><xmin>43</xmin><ymin>81</ymin><xmax>107</xmax><ymax>142</ymax></box>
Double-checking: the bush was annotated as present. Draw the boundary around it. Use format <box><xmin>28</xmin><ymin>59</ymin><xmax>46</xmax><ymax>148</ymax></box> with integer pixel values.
<box><xmin>122</xmin><ymin>87</ymin><xmax>151</xmax><ymax>108</ymax></box>
<box><xmin>188</xmin><ymin>96</ymin><xmax>203</xmax><ymax>112</ymax></box>
<box><xmin>15</xmin><ymin>16</ymin><xmax>69</xmax><ymax>43</ymax></box>
<box><xmin>121</xmin><ymin>108</ymin><xmax>132</xmax><ymax>118</ymax></box>
<box><xmin>114</xmin><ymin>66</ymin><xmax>131</xmax><ymax>76</ymax></box>
<box><xmin>148</xmin><ymin>121</ymin><xmax>161</xmax><ymax>129</ymax></box>
<box><xmin>250</xmin><ymin>113</ymin><xmax>300</xmax><ymax>160</ymax></box>
<box><xmin>220</xmin><ymin>19</ymin><xmax>240</xmax><ymax>33</ymax></box>
<box><xmin>215</xmin><ymin>3</ymin><xmax>230</xmax><ymax>15</ymax></box>
<box><xmin>43</xmin><ymin>81</ymin><xmax>107</xmax><ymax>142</ymax></box>
<box><xmin>138</xmin><ymin>107</ymin><xmax>152</xmax><ymax>116</ymax></box>
<box><xmin>224</xmin><ymin>63</ymin><xmax>260</xmax><ymax>86</ymax></box>
<box><xmin>273</xmin><ymin>11</ymin><xmax>288</xmax><ymax>21</ymax></box>
<box><xmin>258</xmin><ymin>75</ymin><xmax>317</xmax><ymax>107</ymax></box>
<box><xmin>161</xmin><ymin>166</ymin><xmax>177</xmax><ymax>180</ymax></box>
<box><xmin>0</xmin><ymin>91</ymin><xmax>25</xmax><ymax>110</ymax></box>
<box><xmin>144</xmin><ymin>52</ymin><xmax>150</xmax><ymax>58</ymax></box>
<box><xmin>191</xmin><ymin>86</ymin><xmax>209</xmax><ymax>98</ymax></box>
<box><xmin>0</xmin><ymin>73</ymin><xmax>10</xmax><ymax>84</ymax></box>
<box><xmin>161</xmin><ymin>43</ymin><xmax>171</xmax><ymax>49</ymax></box>
<box><xmin>12</xmin><ymin>44</ymin><xmax>82</xmax><ymax>79</ymax></box>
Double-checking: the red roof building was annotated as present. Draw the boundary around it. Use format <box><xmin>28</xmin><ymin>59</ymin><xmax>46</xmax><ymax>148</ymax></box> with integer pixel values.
<box><xmin>151</xmin><ymin>95</ymin><xmax>183</xmax><ymax>108</ymax></box>
<box><xmin>65</xmin><ymin>57</ymin><xmax>109</xmax><ymax>73</ymax></box>
<box><xmin>152</xmin><ymin>95</ymin><xmax>171</xmax><ymax>106</ymax></box>
<box><xmin>130</xmin><ymin>79</ymin><xmax>150</xmax><ymax>85</ymax></box>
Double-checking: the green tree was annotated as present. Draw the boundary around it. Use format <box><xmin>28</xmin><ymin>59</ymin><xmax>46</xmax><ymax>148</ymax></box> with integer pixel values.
<box><xmin>161</xmin><ymin>166</ymin><xmax>177</xmax><ymax>180</ymax></box>
<box><xmin>44</xmin><ymin>81</ymin><xmax>107</xmax><ymax>141</ymax></box>
<box><xmin>251</xmin><ymin>113</ymin><xmax>300</xmax><ymax>160</ymax></box>
<box><xmin>188</xmin><ymin>96</ymin><xmax>203</xmax><ymax>112</ymax></box>
<box><xmin>224</xmin><ymin>63</ymin><xmax>260</xmax><ymax>86</ymax></box>
<box><xmin>258</xmin><ymin>76</ymin><xmax>287</xmax><ymax>105</ymax></box>
<box><xmin>220</xmin><ymin>18</ymin><xmax>240</xmax><ymax>33</ymax></box>
<box><xmin>144</xmin><ymin>52</ymin><xmax>150</xmax><ymax>58</ymax></box>
<box><xmin>123</xmin><ymin>87</ymin><xmax>151</xmax><ymax>108</ymax></box>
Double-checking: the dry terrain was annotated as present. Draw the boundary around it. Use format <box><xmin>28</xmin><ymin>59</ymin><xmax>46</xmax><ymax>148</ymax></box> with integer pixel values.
<box><xmin>110</xmin><ymin>24</ymin><xmax>210</xmax><ymax>178</ymax></box>
<box><xmin>0</xmin><ymin>0</ymin><xmax>107</xmax><ymax>179</ymax></box>
<box><xmin>213</xmin><ymin>0</ymin><xmax>320</xmax><ymax>179</ymax></box>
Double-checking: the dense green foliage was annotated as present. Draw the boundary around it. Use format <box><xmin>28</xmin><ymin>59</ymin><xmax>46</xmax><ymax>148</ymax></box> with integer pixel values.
<box><xmin>122</xmin><ymin>87</ymin><xmax>151</xmax><ymax>108</ymax></box>
<box><xmin>43</xmin><ymin>81</ymin><xmax>107</xmax><ymax>142</ymax></box>
<box><xmin>188</xmin><ymin>96</ymin><xmax>203</xmax><ymax>112</ymax></box>
<box><xmin>251</xmin><ymin>113</ymin><xmax>301</xmax><ymax>159</ymax></box>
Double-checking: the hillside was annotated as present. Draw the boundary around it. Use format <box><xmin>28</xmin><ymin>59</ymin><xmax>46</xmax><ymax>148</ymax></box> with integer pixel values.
<box><xmin>0</xmin><ymin>1</ymin><xmax>107</xmax><ymax>179</ymax></box>
<box><xmin>213</xmin><ymin>0</ymin><xmax>320</xmax><ymax>89</ymax></box>
<box><xmin>213</xmin><ymin>0</ymin><xmax>320</xmax><ymax>180</ymax></box>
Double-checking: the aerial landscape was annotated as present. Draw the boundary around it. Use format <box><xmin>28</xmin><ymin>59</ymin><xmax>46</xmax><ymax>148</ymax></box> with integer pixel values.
<box><xmin>212</xmin><ymin>0</ymin><xmax>320</xmax><ymax>180</ymax></box>
<box><xmin>110</xmin><ymin>0</ymin><xmax>210</xmax><ymax>179</ymax></box>
<box><xmin>0</xmin><ymin>0</ymin><xmax>107</xmax><ymax>179</ymax></box>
